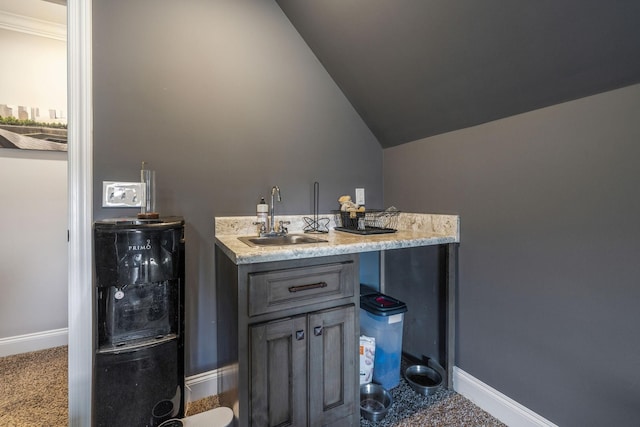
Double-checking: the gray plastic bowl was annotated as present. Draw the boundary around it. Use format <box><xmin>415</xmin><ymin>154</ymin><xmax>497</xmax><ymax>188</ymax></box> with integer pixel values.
<box><xmin>360</xmin><ymin>383</ymin><xmax>392</xmax><ymax>422</ymax></box>
<box><xmin>404</xmin><ymin>364</ymin><xmax>443</xmax><ymax>395</ymax></box>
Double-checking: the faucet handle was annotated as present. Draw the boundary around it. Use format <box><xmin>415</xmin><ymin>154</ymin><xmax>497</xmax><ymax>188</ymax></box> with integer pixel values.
<box><xmin>278</xmin><ymin>220</ymin><xmax>290</xmax><ymax>234</ymax></box>
<box><xmin>253</xmin><ymin>221</ymin><xmax>267</xmax><ymax>234</ymax></box>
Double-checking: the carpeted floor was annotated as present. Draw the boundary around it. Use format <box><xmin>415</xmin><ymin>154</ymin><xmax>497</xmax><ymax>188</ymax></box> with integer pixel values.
<box><xmin>0</xmin><ymin>346</ymin><xmax>506</xmax><ymax>426</ymax></box>
<box><xmin>359</xmin><ymin>379</ymin><xmax>505</xmax><ymax>427</ymax></box>
<box><xmin>0</xmin><ymin>346</ymin><xmax>68</xmax><ymax>426</ymax></box>
<box><xmin>0</xmin><ymin>346</ymin><xmax>213</xmax><ymax>426</ymax></box>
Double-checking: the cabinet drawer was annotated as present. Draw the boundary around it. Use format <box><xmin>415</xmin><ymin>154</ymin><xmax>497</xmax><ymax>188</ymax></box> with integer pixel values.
<box><xmin>248</xmin><ymin>261</ymin><xmax>354</xmax><ymax>317</ymax></box>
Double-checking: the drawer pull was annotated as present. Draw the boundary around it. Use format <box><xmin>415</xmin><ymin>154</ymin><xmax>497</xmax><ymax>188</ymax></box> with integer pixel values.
<box><xmin>314</xmin><ymin>326</ymin><xmax>323</xmax><ymax>336</ymax></box>
<box><xmin>288</xmin><ymin>282</ymin><xmax>328</xmax><ymax>293</ymax></box>
<box><xmin>296</xmin><ymin>330</ymin><xmax>305</xmax><ymax>341</ymax></box>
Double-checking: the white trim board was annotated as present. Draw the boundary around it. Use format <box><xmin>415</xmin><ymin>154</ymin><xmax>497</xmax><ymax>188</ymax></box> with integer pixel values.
<box><xmin>185</xmin><ymin>364</ymin><xmax>238</xmax><ymax>404</ymax></box>
<box><xmin>67</xmin><ymin>0</ymin><xmax>94</xmax><ymax>424</ymax></box>
<box><xmin>453</xmin><ymin>367</ymin><xmax>558</xmax><ymax>427</ymax></box>
<box><xmin>0</xmin><ymin>10</ymin><xmax>66</xmax><ymax>41</ymax></box>
<box><xmin>0</xmin><ymin>328</ymin><xmax>68</xmax><ymax>357</ymax></box>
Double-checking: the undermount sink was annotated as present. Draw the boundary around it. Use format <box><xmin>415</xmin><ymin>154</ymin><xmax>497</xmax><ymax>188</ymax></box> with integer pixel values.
<box><xmin>238</xmin><ymin>234</ymin><xmax>328</xmax><ymax>247</ymax></box>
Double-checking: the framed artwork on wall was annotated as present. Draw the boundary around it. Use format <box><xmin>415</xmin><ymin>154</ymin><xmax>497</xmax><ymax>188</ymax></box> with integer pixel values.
<box><xmin>0</xmin><ymin>104</ymin><xmax>67</xmax><ymax>151</ymax></box>
<box><xmin>0</xmin><ymin>0</ymin><xmax>67</xmax><ymax>152</ymax></box>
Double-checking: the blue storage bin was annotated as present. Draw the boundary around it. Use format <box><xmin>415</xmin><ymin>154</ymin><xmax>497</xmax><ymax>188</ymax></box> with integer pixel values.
<box><xmin>360</xmin><ymin>292</ymin><xmax>407</xmax><ymax>390</ymax></box>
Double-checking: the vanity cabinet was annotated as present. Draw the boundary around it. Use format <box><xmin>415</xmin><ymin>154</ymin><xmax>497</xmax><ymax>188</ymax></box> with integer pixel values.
<box><xmin>250</xmin><ymin>305</ymin><xmax>356</xmax><ymax>426</ymax></box>
<box><xmin>215</xmin><ymin>249</ymin><xmax>359</xmax><ymax>427</ymax></box>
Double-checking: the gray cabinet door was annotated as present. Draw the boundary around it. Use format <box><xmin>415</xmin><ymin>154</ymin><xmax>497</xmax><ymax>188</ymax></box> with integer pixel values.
<box><xmin>250</xmin><ymin>305</ymin><xmax>357</xmax><ymax>427</ymax></box>
<box><xmin>250</xmin><ymin>315</ymin><xmax>307</xmax><ymax>427</ymax></box>
<box><xmin>308</xmin><ymin>305</ymin><xmax>357</xmax><ymax>427</ymax></box>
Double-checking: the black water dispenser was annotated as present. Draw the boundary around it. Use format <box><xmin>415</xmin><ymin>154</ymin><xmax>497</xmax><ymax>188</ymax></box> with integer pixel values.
<box><xmin>93</xmin><ymin>217</ymin><xmax>185</xmax><ymax>427</ymax></box>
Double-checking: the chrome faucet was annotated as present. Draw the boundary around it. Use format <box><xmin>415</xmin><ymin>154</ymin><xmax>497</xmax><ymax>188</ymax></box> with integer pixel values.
<box><xmin>261</xmin><ymin>185</ymin><xmax>288</xmax><ymax>237</ymax></box>
<box><xmin>270</xmin><ymin>186</ymin><xmax>281</xmax><ymax>234</ymax></box>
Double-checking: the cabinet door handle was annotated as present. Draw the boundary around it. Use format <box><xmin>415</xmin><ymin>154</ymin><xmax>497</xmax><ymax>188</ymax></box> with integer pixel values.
<box><xmin>288</xmin><ymin>281</ymin><xmax>328</xmax><ymax>293</ymax></box>
<box><xmin>296</xmin><ymin>330</ymin><xmax>305</xmax><ymax>341</ymax></box>
<box><xmin>314</xmin><ymin>326</ymin><xmax>323</xmax><ymax>336</ymax></box>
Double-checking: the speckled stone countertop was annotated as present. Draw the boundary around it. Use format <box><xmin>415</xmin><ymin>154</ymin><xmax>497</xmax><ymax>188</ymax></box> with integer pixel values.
<box><xmin>215</xmin><ymin>213</ymin><xmax>459</xmax><ymax>264</ymax></box>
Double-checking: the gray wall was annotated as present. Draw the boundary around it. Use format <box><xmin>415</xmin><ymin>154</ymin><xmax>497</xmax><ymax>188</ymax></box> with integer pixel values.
<box><xmin>384</xmin><ymin>84</ymin><xmax>640</xmax><ymax>426</ymax></box>
<box><xmin>92</xmin><ymin>0</ymin><xmax>382</xmax><ymax>374</ymax></box>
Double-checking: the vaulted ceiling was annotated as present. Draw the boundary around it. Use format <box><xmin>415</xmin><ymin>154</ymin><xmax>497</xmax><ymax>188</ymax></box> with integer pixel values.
<box><xmin>277</xmin><ymin>1</ymin><xmax>640</xmax><ymax>148</ymax></box>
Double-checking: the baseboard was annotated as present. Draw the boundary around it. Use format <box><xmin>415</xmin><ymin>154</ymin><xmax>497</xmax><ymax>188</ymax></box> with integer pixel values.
<box><xmin>453</xmin><ymin>367</ymin><xmax>558</xmax><ymax>427</ymax></box>
<box><xmin>0</xmin><ymin>328</ymin><xmax>68</xmax><ymax>357</ymax></box>
<box><xmin>185</xmin><ymin>363</ymin><xmax>238</xmax><ymax>403</ymax></box>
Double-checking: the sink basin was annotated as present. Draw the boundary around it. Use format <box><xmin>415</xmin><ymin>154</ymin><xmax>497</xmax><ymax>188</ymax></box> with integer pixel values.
<box><xmin>238</xmin><ymin>234</ymin><xmax>328</xmax><ymax>247</ymax></box>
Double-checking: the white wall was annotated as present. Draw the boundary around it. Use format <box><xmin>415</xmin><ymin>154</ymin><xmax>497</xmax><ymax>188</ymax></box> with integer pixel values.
<box><xmin>0</xmin><ymin>5</ymin><xmax>68</xmax><ymax>352</ymax></box>
<box><xmin>0</xmin><ymin>150</ymin><xmax>68</xmax><ymax>338</ymax></box>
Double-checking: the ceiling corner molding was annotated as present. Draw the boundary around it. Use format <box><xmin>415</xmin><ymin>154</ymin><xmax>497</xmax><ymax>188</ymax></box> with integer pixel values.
<box><xmin>0</xmin><ymin>10</ymin><xmax>66</xmax><ymax>41</ymax></box>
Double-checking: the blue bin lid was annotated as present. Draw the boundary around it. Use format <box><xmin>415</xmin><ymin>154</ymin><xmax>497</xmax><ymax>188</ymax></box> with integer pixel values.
<box><xmin>360</xmin><ymin>292</ymin><xmax>407</xmax><ymax>316</ymax></box>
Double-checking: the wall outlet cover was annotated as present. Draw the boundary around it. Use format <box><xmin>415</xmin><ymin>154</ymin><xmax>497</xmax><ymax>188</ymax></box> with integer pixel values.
<box><xmin>102</xmin><ymin>181</ymin><xmax>144</xmax><ymax>207</ymax></box>
<box><xmin>355</xmin><ymin>188</ymin><xmax>365</xmax><ymax>205</ymax></box>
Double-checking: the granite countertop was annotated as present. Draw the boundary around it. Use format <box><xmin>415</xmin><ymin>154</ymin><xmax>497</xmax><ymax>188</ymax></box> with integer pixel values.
<box><xmin>215</xmin><ymin>213</ymin><xmax>459</xmax><ymax>264</ymax></box>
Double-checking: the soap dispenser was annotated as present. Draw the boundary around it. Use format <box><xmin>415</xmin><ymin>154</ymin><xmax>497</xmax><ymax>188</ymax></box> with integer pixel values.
<box><xmin>256</xmin><ymin>197</ymin><xmax>269</xmax><ymax>232</ymax></box>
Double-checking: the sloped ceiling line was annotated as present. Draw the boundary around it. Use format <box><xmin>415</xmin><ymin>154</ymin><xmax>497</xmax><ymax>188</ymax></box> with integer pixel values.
<box><xmin>277</xmin><ymin>0</ymin><xmax>640</xmax><ymax>148</ymax></box>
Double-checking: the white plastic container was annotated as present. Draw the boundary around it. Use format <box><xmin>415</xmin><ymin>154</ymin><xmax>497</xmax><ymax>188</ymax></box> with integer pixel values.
<box><xmin>256</xmin><ymin>197</ymin><xmax>268</xmax><ymax>230</ymax></box>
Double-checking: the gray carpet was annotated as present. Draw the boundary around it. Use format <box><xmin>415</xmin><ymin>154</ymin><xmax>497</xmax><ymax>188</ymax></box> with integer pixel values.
<box><xmin>359</xmin><ymin>377</ymin><xmax>506</xmax><ymax>426</ymax></box>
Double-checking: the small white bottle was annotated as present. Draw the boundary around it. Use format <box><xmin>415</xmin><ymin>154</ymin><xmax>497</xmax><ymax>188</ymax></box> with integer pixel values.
<box><xmin>256</xmin><ymin>197</ymin><xmax>269</xmax><ymax>232</ymax></box>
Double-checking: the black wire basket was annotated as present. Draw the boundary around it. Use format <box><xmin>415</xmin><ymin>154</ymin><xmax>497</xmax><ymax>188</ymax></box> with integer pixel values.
<box><xmin>332</xmin><ymin>209</ymin><xmax>400</xmax><ymax>234</ymax></box>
